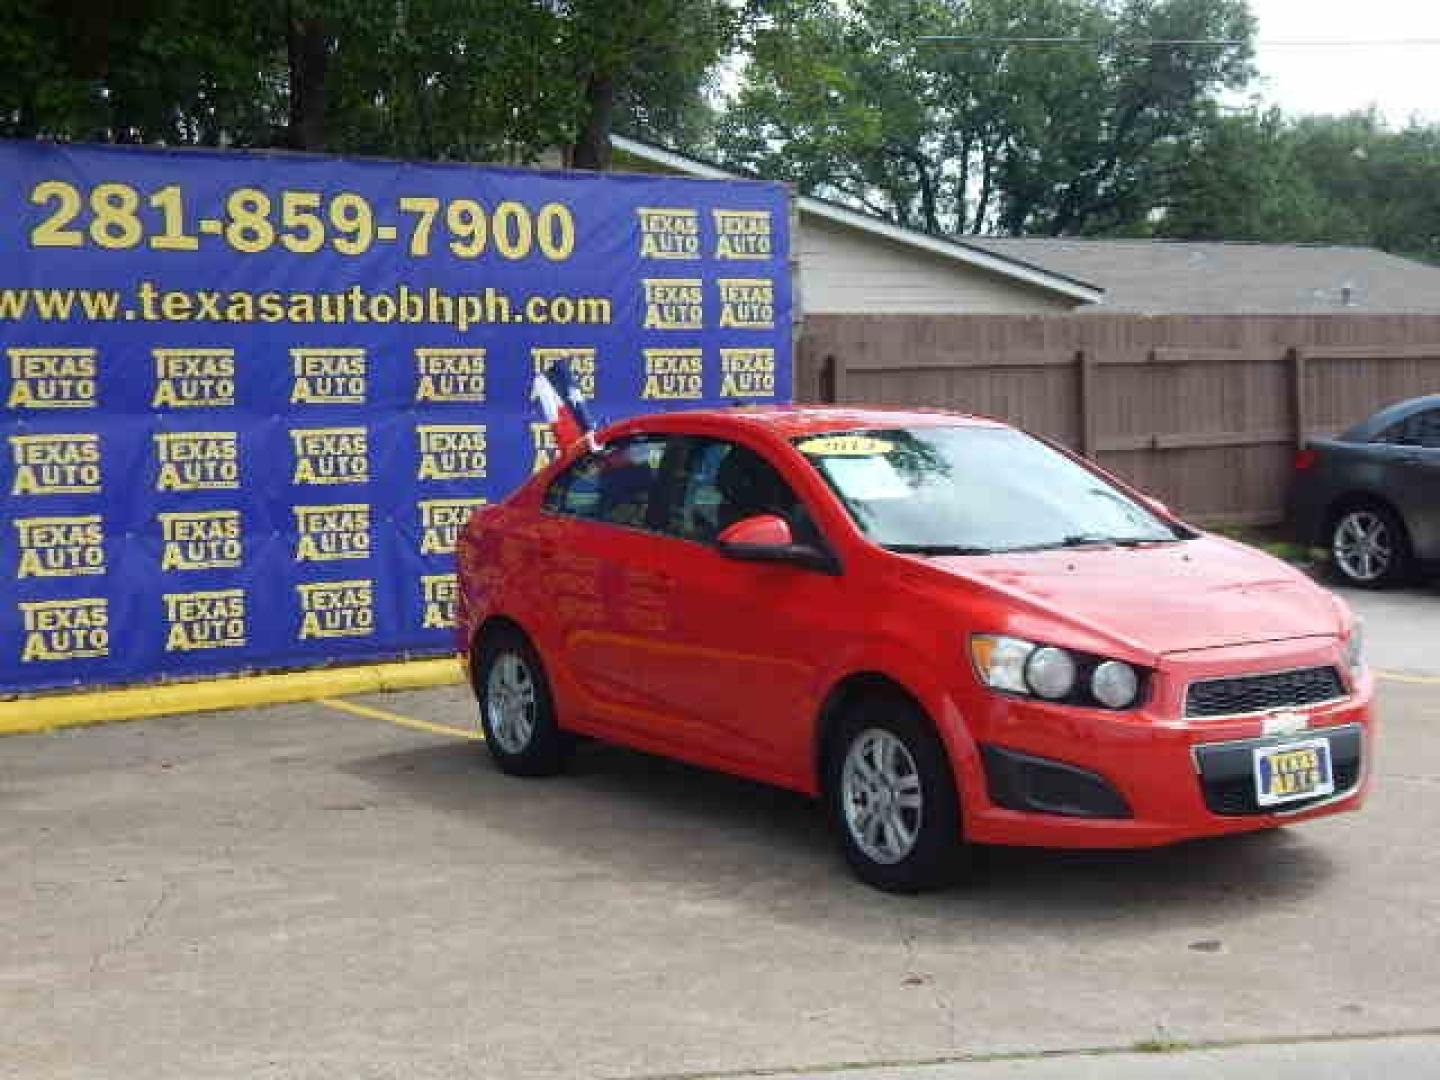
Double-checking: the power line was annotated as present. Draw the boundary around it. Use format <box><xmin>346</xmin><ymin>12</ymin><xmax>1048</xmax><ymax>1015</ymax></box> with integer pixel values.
<box><xmin>919</xmin><ymin>36</ymin><xmax>1241</xmax><ymax>46</ymax></box>
<box><xmin>917</xmin><ymin>36</ymin><xmax>1440</xmax><ymax>49</ymax></box>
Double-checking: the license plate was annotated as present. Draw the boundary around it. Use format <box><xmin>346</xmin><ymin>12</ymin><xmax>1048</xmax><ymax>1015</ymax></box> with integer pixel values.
<box><xmin>1253</xmin><ymin>738</ymin><xmax>1334</xmax><ymax>808</ymax></box>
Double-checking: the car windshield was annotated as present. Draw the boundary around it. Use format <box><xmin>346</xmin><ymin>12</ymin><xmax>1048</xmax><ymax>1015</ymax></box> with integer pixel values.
<box><xmin>793</xmin><ymin>426</ymin><xmax>1184</xmax><ymax>554</ymax></box>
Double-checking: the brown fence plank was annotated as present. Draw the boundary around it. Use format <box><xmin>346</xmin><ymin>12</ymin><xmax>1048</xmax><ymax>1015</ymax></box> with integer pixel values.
<box><xmin>845</xmin><ymin>352</ymin><xmax>1073</xmax><ymax>372</ymax></box>
<box><xmin>1098</xmin><ymin>429</ymin><xmax>1295</xmax><ymax>452</ymax></box>
<box><xmin>1299</xmin><ymin>344</ymin><xmax>1440</xmax><ymax>361</ymax></box>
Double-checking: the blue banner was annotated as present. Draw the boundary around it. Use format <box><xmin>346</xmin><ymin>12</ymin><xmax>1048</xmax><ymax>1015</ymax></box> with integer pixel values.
<box><xmin>0</xmin><ymin>141</ymin><xmax>792</xmax><ymax>692</ymax></box>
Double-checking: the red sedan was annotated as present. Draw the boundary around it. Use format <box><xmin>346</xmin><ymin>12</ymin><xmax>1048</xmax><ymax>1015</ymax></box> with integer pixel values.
<box><xmin>456</xmin><ymin>406</ymin><xmax>1373</xmax><ymax>892</ymax></box>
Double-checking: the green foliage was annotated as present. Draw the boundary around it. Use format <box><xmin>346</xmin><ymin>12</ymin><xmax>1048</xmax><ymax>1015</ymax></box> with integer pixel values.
<box><xmin>1155</xmin><ymin>108</ymin><xmax>1440</xmax><ymax>263</ymax></box>
<box><xmin>0</xmin><ymin>0</ymin><xmax>281</xmax><ymax>143</ymax></box>
<box><xmin>0</xmin><ymin>0</ymin><xmax>738</xmax><ymax>164</ymax></box>
<box><xmin>5</xmin><ymin>0</ymin><xmax>1437</xmax><ymax>256</ymax></box>
<box><xmin>713</xmin><ymin>0</ymin><xmax>1254</xmax><ymax>236</ymax></box>
<box><xmin>1146</xmin><ymin>108</ymin><xmax>1343</xmax><ymax>243</ymax></box>
<box><xmin>560</xmin><ymin>0</ymin><xmax>739</xmax><ymax>142</ymax></box>
<box><xmin>324</xmin><ymin>0</ymin><xmax>574</xmax><ymax>162</ymax></box>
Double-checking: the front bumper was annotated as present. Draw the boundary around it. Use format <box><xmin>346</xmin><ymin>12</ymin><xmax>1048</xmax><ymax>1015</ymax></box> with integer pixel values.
<box><xmin>956</xmin><ymin>637</ymin><xmax>1375</xmax><ymax>849</ymax></box>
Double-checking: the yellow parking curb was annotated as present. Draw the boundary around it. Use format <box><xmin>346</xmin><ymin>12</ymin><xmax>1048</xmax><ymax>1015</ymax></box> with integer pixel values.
<box><xmin>0</xmin><ymin>657</ymin><xmax>465</xmax><ymax>737</ymax></box>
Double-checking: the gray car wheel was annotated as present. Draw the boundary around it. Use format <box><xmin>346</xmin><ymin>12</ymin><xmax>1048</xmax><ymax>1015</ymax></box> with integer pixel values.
<box><xmin>474</xmin><ymin>625</ymin><xmax>574</xmax><ymax>777</ymax></box>
<box><xmin>1330</xmin><ymin>505</ymin><xmax>1410</xmax><ymax>588</ymax></box>
<box><xmin>824</xmin><ymin>694</ymin><xmax>969</xmax><ymax>892</ymax></box>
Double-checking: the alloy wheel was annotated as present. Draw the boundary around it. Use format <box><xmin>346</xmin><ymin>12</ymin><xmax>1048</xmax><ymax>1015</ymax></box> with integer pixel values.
<box><xmin>841</xmin><ymin>728</ymin><xmax>924</xmax><ymax>866</ymax></box>
<box><xmin>1333</xmin><ymin>510</ymin><xmax>1392</xmax><ymax>583</ymax></box>
<box><xmin>485</xmin><ymin>651</ymin><xmax>537</xmax><ymax>753</ymax></box>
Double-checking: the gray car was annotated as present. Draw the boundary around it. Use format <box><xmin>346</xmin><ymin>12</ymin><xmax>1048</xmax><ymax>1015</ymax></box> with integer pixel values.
<box><xmin>1289</xmin><ymin>394</ymin><xmax>1440</xmax><ymax>587</ymax></box>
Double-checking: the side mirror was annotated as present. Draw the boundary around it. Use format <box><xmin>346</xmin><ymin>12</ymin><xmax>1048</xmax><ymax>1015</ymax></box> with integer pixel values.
<box><xmin>716</xmin><ymin>514</ymin><xmax>840</xmax><ymax>575</ymax></box>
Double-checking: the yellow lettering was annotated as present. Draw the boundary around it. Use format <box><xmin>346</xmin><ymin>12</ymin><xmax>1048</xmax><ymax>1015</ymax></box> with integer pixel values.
<box><xmin>297</xmin><ymin>579</ymin><xmax>375</xmax><ymax>640</ymax></box>
<box><xmin>18</xmin><ymin>598</ymin><xmax>109</xmax><ymax>661</ymax></box>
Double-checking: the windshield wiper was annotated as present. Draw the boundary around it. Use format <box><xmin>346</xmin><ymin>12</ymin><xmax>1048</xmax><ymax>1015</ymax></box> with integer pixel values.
<box><xmin>1007</xmin><ymin>533</ymin><xmax>1179</xmax><ymax>553</ymax></box>
<box><xmin>884</xmin><ymin>543</ymin><xmax>994</xmax><ymax>556</ymax></box>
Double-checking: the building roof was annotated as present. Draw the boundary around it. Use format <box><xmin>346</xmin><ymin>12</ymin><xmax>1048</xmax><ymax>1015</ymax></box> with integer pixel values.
<box><xmin>964</xmin><ymin>238</ymin><xmax>1440</xmax><ymax>314</ymax></box>
<box><xmin>610</xmin><ymin>135</ymin><xmax>1105</xmax><ymax>307</ymax></box>
<box><xmin>612</xmin><ymin>135</ymin><xmax>1440</xmax><ymax>315</ymax></box>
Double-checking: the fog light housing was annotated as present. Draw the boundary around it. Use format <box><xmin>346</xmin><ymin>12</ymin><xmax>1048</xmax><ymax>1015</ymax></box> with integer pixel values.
<box><xmin>981</xmin><ymin>744</ymin><xmax>1132</xmax><ymax>818</ymax></box>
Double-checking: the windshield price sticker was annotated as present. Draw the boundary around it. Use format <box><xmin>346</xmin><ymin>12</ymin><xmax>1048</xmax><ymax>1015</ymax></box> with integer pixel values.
<box><xmin>797</xmin><ymin>435</ymin><xmax>893</xmax><ymax>457</ymax></box>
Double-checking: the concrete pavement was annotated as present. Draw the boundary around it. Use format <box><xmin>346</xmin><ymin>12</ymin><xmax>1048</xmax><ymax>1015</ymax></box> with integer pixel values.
<box><xmin>3</xmin><ymin>675</ymin><xmax>1438</xmax><ymax>1079</ymax></box>
<box><xmin>761</xmin><ymin>1035</ymin><xmax>1440</xmax><ymax>1079</ymax></box>
<box><xmin>1333</xmin><ymin>580</ymin><xmax>1440</xmax><ymax>677</ymax></box>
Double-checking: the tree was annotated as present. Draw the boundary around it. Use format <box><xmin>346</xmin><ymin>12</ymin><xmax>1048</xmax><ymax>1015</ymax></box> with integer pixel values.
<box><xmin>0</xmin><ymin>0</ymin><xmax>281</xmax><ymax>144</ymax></box>
<box><xmin>712</xmin><ymin>0</ymin><xmax>1254</xmax><ymax>236</ymax></box>
<box><xmin>0</xmin><ymin>0</ymin><xmax>740</xmax><ymax>167</ymax></box>
<box><xmin>1152</xmin><ymin>108</ymin><xmax>1440</xmax><ymax>263</ymax></box>
<box><xmin>557</xmin><ymin>0</ymin><xmax>740</xmax><ymax>169</ymax></box>
<box><xmin>1150</xmin><ymin>107</ymin><xmax>1357</xmax><ymax>243</ymax></box>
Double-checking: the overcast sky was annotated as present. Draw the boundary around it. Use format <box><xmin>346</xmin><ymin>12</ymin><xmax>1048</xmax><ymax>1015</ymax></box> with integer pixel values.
<box><xmin>1245</xmin><ymin>0</ymin><xmax>1440</xmax><ymax>123</ymax></box>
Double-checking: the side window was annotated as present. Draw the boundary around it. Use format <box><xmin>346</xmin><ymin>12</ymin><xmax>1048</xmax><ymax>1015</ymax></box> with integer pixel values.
<box><xmin>670</xmin><ymin>439</ymin><xmax>817</xmax><ymax>545</ymax></box>
<box><xmin>1416</xmin><ymin>409</ymin><xmax>1440</xmax><ymax>449</ymax></box>
<box><xmin>1378</xmin><ymin>409</ymin><xmax>1440</xmax><ymax>448</ymax></box>
<box><xmin>543</xmin><ymin>437</ymin><xmax>669</xmax><ymax>530</ymax></box>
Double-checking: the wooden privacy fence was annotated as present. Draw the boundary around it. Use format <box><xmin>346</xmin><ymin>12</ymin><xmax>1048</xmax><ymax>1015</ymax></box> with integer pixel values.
<box><xmin>797</xmin><ymin>313</ymin><xmax>1440</xmax><ymax>526</ymax></box>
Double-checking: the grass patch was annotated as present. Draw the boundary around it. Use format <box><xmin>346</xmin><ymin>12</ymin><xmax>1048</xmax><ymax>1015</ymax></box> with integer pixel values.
<box><xmin>1211</xmin><ymin>525</ymin><xmax>1323</xmax><ymax>568</ymax></box>
<box><xmin>1131</xmin><ymin>1036</ymin><xmax>1193</xmax><ymax>1054</ymax></box>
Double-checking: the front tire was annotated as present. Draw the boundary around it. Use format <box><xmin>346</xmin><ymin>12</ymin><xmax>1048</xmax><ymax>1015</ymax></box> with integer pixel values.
<box><xmin>824</xmin><ymin>696</ymin><xmax>967</xmax><ymax>893</ymax></box>
<box><xmin>1329</xmin><ymin>503</ymin><xmax>1411</xmax><ymax>588</ymax></box>
<box><xmin>474</xmin><ymin>626</ymin><xmax>573</xmax><ymax>777</ymax></box>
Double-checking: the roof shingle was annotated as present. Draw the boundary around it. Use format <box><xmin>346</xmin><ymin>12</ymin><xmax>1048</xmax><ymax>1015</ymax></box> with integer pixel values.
<box><xmin>962</xmin><ymin>238</ymin><xmax>1440</xmax><ymax>314</ymax></box>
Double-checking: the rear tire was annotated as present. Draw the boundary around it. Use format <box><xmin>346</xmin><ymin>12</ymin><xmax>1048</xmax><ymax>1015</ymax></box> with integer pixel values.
<box><xmin>824</xmin><ymin>695</ymin><xmax>968</xmax><ymax>893</ymax></box>
<box><xmin>1328</xmin><ymin>503</ymin><xmax>1411</xmax><ymax>588</ymax></box>
<box><xmin>473</xmin><ymin>625</ymin><xmax>573</xmax><ymax>777</ymax></box>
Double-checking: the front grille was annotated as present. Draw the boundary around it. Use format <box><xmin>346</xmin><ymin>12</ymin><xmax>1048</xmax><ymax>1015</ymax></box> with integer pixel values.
<box><xmin>1195</xmin><ymin>725</ymin><xmax>1363</xmax><ymax>816</ymax></box>
<box><xmin>1185</xmin><ymin>665</ymin><xmax>1345</xmax><ymax>718</ymax></box>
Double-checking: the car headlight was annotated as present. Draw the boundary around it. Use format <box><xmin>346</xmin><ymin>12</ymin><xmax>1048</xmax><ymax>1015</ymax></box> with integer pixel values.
<box><xmin>1025</xmin><ymin>646</ymin><xmax>1077</xmax><ymax>699</ymax></box>
<box><xmin>1091</xmin><ymin>660</ymin><xmax>1140</xmax><ymax>709</ymax></box>
<box><xmin>970</xmin><ymin>635</ymin><xmax>1145</xmax><ymax>710</ymax></box>
<box><xmin>1345</xmin><ymin>619</ymin><xmax>1365</xmax><ymax>677</ymax></box>
<box><xmin>969</xmin><ymin>634</ymin><xmax>1033</xmax><ymax>694</ymax></box>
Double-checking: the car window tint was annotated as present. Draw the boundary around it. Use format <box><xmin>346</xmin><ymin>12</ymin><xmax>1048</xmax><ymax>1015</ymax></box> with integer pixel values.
<box><xmin>1376</xmin><ymin>419</ymin><xmax>1410</xmax><ymax>444</ymax></box>
<box><xmin>543</xmin><ymin>437</ymin><xmax>669</xmax><ymax>530</ymax></box>
<box><xmin>670</xmin><ymin>439</ymin><xmax>815</xmax><ymax>544</ymax></box>
<box><xmin>1415</xmin><ymin>409</ymin><xmax>1440</xmax><ymax>449</ymax></box>
<box><xmin>1378</xmin><ymin>408</ymin><xmax>1440</xmax><ymax>448</ymax></box>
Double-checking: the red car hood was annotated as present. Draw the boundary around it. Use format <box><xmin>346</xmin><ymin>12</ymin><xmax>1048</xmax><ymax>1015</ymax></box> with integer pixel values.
<box><xmin>924</xmin><ymin>536</ymin><xmax>1343</xmax><ymax>657</ymax></box>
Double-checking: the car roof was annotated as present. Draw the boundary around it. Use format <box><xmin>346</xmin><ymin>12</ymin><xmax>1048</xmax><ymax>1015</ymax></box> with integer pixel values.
<box><xmin>602</xmin><ymin>404</ymin><xmax>1008</xmax><ymax>442</ymax></box>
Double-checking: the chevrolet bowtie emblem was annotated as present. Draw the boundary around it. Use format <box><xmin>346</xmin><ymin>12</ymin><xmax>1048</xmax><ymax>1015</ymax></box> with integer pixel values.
<box><xmin>1262</xmin><ymin>710</ymin><xmax>1310</xmax><ymax>737</ymax></box>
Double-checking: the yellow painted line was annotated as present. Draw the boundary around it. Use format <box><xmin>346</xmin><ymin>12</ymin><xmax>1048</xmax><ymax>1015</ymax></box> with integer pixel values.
<box><xmin>0</xmin><ymin>657</ymin><xmax>465</xmax><ymax>737</ymax></box>
<box><xmin>318</xmin><ymin>696</ymin><xmax>480</xmax><ymax>740</ymax></box>
<box><xmin>1377</xmin><ymin>670</ymin><xmax>1440</xmax><ymax>686</ymax></box>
